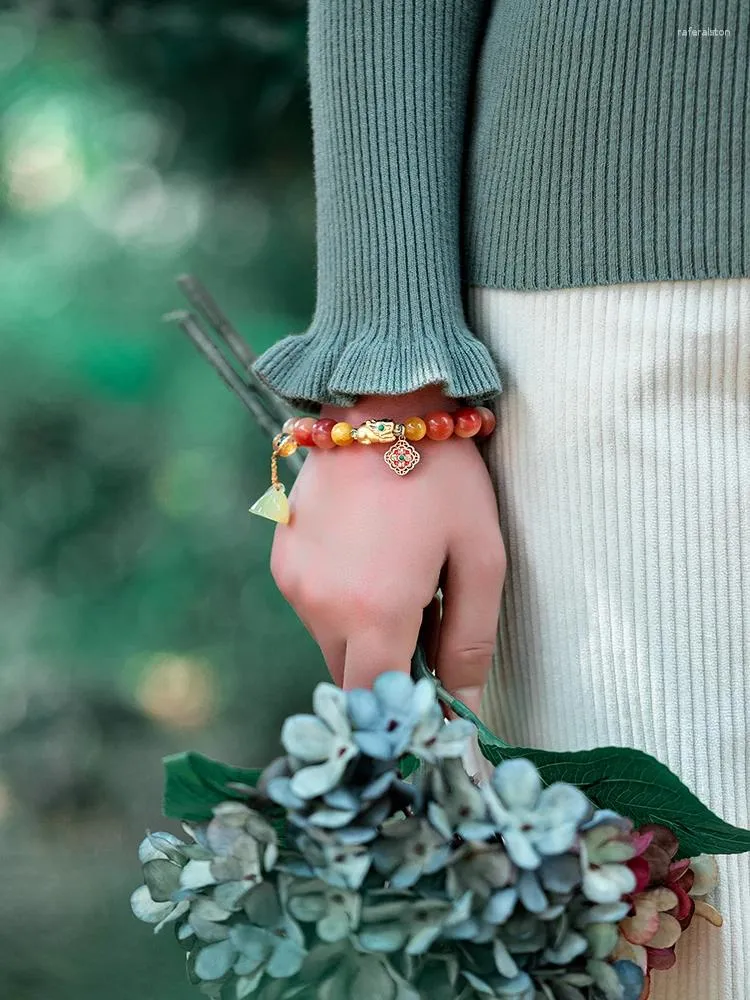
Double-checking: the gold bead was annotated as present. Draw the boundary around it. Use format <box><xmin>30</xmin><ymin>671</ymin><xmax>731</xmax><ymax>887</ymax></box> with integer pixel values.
<box><xmin>331</xmin><ymin>421</ymin><xmax>354</xmax><ymax>446</ymax></box>
<box><xmin>277</xmin><ymin>435</ymin><xmax>298</xmax><ymax>457</ymax></box>
<box><xmin>404</xmin><ymin>416</ymin><xmax>427</xmax><ymax>442</ymax></box>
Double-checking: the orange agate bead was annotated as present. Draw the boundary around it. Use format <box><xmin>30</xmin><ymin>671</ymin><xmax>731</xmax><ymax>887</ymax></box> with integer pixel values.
<box><xmin>476</xmin><ymin>406</ymin><xmax>497</xmax><ymax>438</ymax></box>
<box><xmin>425</xmin><ymin>411</ymin><xmax>455</xmax><ymax>441</ymax></box>
<box><xmin>282</xmin><ymin>417</ymin><xmax>298</xmax><ymax>435</ymax></box>
<box><xmin>277</xmin><ymin>435</ymin><xmax>298</xmax><ymax>457</ymax></box>
<box><xmin>292</xmin><ymin>417</ymin><xmax>316</xmax><ymax>447</ymax></box>
<box><xmin>311</xmin><ymin>418</ymin><xmax>337</xmax><ymax>449</ymax></box>
<box><xmin>331</xmin><ymin>421</ymin><xmax>354</xmax><ymax>446</ymax></box>
<box><xmin>404</xmin><ymin>416</ymin><xmax>427</xmax><ymax>441</ymax></box>
<box><xmin>453</xmin><ymin>407</ymin><xmax>483</xmax><ymax>438</ymax></box>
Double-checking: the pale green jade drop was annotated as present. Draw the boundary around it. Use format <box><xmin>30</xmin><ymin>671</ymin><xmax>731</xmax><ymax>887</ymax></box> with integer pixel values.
<box><xmin>249</xmin><ymin>485</ymin><xmax>290</xmax><ymax>524</ymax></box>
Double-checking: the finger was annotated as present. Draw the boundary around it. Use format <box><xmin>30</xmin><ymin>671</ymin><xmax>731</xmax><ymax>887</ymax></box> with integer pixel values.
<box><xmin>435</xmin><ymin>533</ymin><xmax>505</xmax><ymax>711</ymax></box>
<box><xmin>292</xmin><ymin>608</ymin><xmax>347</xmax><ymax>685</ymax></box>
<box><xmin>314</xmin><ymin>634</ymin><xmax>347</xmax><ymax>686</ymax></box>
<box><xmin>342</xmin><ymin>609</ymin><xmax>423</xmax><ymax>691</ymax></box>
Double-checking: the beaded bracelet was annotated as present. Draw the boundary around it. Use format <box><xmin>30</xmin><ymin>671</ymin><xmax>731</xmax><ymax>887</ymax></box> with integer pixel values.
<box><xmin>250</xmin><ymin>407</ymin><xmax>496</xmax><ymax>524</ymax></box>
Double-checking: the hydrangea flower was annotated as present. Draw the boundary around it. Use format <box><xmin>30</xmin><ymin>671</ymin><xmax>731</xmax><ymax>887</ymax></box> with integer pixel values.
<box><xmin>371</xmin><ymin>816</ymin><xmax>453</xmax><ymax>888</ymax></box>
<box><xmin>285</xmin><ymin>877</ymin><xmax>361</xmax><ymax>942</ymax></box>
<box><xmin>265</xmin><ymin>753</ymin><xmax>415</xmax><ymax>846</ymax></box>
<box><xmin>177</xmin><ymin>801</ymin><xmax>278</xmax><ymax>903</ymax></box>
<box><xmin>190</xmin><ymin>883</ymin><xmax>306</xmax><ymax>993</ymax></box>
<box><xmin>478</xmin><ymin>758</ymin><xmax>593</xmax><ymax>869</ymax></box>
<box><xmin>579</xmin><ymin>815</ymin><xmax>638</xmax><ymax>904</ymax></box>
<box><xmin>427</xmin><ymin>757</ymin><xmax>490</xmax><ymax>841</ymax></box>
<box><xmin>348</xmin><ymin>671</ymin><xmax>474</xmax><ymax>763</ymax></box>
<box><xmin>612</xmin><ymin>827</ymin><xmax>723</xmax><ymax>998</ymax></box>
<box><xmin>130</xmin><ymin>831</ymin><xmax>191</xmax><ymax>931</ymax></box>
<box><xmin>281</xmin><ymin>683</ymin><xmax>358</xmax><ymax>799</ymax></box>
<box><xmin>357</xmin><ymin>891</ymin><xmax>472</xmax><ymax>956</ymax></box>
<box><xmin>292</xmin><ymin>829</ymin><xmax>373</xmax><ymax>890</ymax></box>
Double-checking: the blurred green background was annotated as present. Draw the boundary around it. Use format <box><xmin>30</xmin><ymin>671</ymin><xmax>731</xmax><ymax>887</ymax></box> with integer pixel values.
<box><xmin>0</xmin><ymin>2</ymin><xmax>327</xmax><ymax>995</ymax></box>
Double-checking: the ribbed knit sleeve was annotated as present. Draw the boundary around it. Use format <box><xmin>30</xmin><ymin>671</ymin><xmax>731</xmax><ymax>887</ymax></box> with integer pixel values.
<box><xmin>251</xmin><ymin>0</ymin><xmax>503</xmax><ymax>410</ymax></box>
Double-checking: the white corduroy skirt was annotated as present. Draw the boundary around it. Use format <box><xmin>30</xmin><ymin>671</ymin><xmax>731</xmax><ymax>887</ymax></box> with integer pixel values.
<box><xmin>466</xmin><ymin>278</ymin><xmax>750</xmax><ymax>1000</ymax></box>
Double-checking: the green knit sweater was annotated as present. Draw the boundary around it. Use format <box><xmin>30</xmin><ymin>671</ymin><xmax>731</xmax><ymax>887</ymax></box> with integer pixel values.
<box><xmin>252</xmin><ymin>0</ymin><xmax>749</xmax><ymax>410</ymax></box>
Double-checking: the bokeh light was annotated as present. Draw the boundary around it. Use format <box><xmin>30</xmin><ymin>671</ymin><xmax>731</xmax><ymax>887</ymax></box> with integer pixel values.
<box><xmin>0</xmin><ymin>4</ymin><xmax>324</xmax><ymax>998</ymax></box>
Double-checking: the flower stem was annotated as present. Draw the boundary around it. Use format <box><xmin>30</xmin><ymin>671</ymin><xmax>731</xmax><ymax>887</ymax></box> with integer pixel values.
<box><xmin>411</xmin><ymin>645</ymin><xmax>510</xmax><ymax>750</ymax></box>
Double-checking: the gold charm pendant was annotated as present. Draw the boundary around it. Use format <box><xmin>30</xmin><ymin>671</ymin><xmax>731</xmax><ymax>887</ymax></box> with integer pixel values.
<box><xmin>384</xmin><ymin>435</ymin><xmax>421</xmax><ymax>475</ymax></box>
<box><xmin>249</xmin><ymin>432</ymin><xmax>294</xmax><ymax>524</ymax></box>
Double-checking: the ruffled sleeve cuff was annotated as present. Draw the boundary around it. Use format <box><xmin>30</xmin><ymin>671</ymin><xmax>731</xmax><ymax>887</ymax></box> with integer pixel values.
<box><xmin>250</xmin><ymin>321</ymin><xmax>503</xmax><ymax>411</ymax></box>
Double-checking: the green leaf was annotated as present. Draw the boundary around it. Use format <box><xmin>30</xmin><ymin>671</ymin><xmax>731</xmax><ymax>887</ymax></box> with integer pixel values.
<box><xmin>398</xmin><ymin>754</ymin><xmax>420</xmax><ymax>780</ymax></box>
<box><xmin>478</xmin><ymin>735</ymin><xmax>750</xmax><ymax>859</ymax></box>
<box><xmin>163</xmin><ymin>751</ymin><xmax>263</xmax><ymax>822</ymax></box>
<box><xmin>410</xmin><ymin>643</ymin><xmax>750</xmax><ymax>859</ymax></box>
<box><xmin>162</xmin><ymin>751</ymin><xmax>290</xmax><ymax>848</ymax></box>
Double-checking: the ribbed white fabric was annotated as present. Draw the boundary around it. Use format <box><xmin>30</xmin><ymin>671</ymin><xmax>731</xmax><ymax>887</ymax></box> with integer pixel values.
<box><xmin>467</xmin><ymin>278</ymin><xmax>750</xmax><ymax>1000</ymax></box>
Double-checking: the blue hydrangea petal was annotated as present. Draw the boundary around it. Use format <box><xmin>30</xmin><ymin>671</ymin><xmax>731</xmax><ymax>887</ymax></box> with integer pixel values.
<box><xmin>361</xmin><ymin>770</ymin><xmax>396</xmax><ymax>801</ymax></box>
<box><xmin>388</xmin><ymin>861</ymin><xmax>424</xmax><ymax>889</ymax></box>
<box><xmin>194</xmin><ymin>938</ymin><xmax>236</xmax><ymax>980</ymax></box>
<box><xmin>458</xmin><ymin>820</ymin><xmax>497</xmax><ymax>841</ymax></box>
<box><xmin>289</xmin><ymin>750</ymin><xmax>355</xmax><ymax>800</ymax></box>
<box><xmin>358</xmin><ymin>923</ymin><xmax>408</xmax><ymax>952</ymax></box>
<box><xmin>323</xmin><ymin>787</ymin><xmax>360</xmax><ymax>810</ymax></box>
<box><xmin>281</xmin><ymin>715</ymin><xmax>334</xmax><ymax>761</ymax></box>
<box><xmin>543</xmin><ymin>929</ymin><xmax>589</xmax><ymax>965</ymax></box>
<box><xmin>411</xmin><ymin>677</ymin><xmax>438</xmax><ymax>717</ymax></box>
<box><xmin>373</xmin><ymin>671</ymin><xmax>415</xmax><ymax>712</ymax></box>
<box><xmin>483</xmin><ymin>887</ymin><xmax>517</xmax><ymax>925</ymax></box>
<box><xmin>540</xmin><ymin>854</ymin><xmax>581</xmax><ymax>893</ymax></box>
<box><xmin>491</xmin><ymin>758</ymin><xmax>542</xmax><ymax>811</ymax></box>
<box><xmin>334</xmin><ymin>826</ymin><xmax>379</xmax><ymax>845</ymax></box>
<box><xmin>266</xmin><ymin>936</ymin><xmax>306</xmax><ymax>979</ymax></box>
<box><xmin>312</xmin><ymin>683</ymin><xmax>351</xmax><ymax>737</ymax></box>
<box><xmin>462</xmin><ymin>970</ymin><xmax>495</xmax><ymax>995</ymax></box>
<box><xmin>533</xmin><ymin>821</ymin><xmax>578</xmax><ymax>856</ymax></box>
<box><xmin>494</xmin><ymin>972</ymin><xmax>535</xmax><ymax>998</ymax></box>
<box><xmin>433</xmin><ymin>718</ymin><xmax>475</xmax><ymax>757</ymax></box>
<box><xmin>517</xmin><ymin>871</ymin><xmax>548</xmax><ymax>914</ymax></box>
<box><xmin>584</xmin><ymin>901</ymin><xmax>632</xmax><ymax>924</ymax></box>
<box><xmin>346</xmin><ymin>689</ymin><xmax>380</xmax><ymax>730</ymax></box>
<box><xmin>406</xmin><ymin>924</ymin><xmax>442</xmax><ymax>955</ymax></box>
<box><xmin>305</xmin><ymin>807</ymin><xmax>359</xmax><ymax>829</ymax></box>
<box><xmin>493</xmin><ymin>937</ymin><xmax>519</xmax><ymax>978</ymax></box>
<box><xmin>502</xmin><ymin>827</ymin><xmax>541</xmax><ymax>870</ymax></box>
<box><xmin>536</xmin><ymin>782</ymin><xmax>592</xmax><ymax>826</ymax></box>
<box><xmin>266</xmin><ymin>777</ymin><xmax>306</xmax><ymax>810</ymax></box>
<box><xmin>583</xmin><ymin>862</ymin><xmax>637</xmax><ymax>903</ymax></box>
<box><xmin>354</xmin><ymin>730</ymin><xmax>395</xmax><ymax>760</ymax></box>
<box><xmin>580</xmin><ymin>808</ymin><xmax>630</xmax><ymax>832</ymax></box>
<box><xmin>612</xmin><ymin>960</ymin><xmax>646</xmax><ymax>1000</ymax></box>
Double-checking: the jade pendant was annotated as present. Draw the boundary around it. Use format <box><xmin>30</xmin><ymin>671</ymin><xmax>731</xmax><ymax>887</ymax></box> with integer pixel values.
<box><xmin>249</xmin><ymin>484</ymin><xmax>290</xmax><ymax>524</ymax></box>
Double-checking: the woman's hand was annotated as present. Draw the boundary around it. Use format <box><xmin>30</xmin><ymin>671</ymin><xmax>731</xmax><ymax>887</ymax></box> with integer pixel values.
<box><xmin>270</xmin><ymin>387</ymin><xmax>506</xmax><ymax>712</ymax></box>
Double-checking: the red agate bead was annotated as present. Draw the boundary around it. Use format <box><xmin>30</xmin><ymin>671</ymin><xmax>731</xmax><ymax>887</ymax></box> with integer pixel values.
<box><xmin>311</xmin><ymin>418</ymin><xmax>337</xmax><ymax>449</ymax></box>
<box><xmin>475</xmin><ymin>406</ymin><xmax>497</xmax><ymax>438</ymax></box>
<box><xmin>453</xmin><ymin>407</ymin><xmax>482</xmax><ymax>438</ymax></box>
<box><xmin>292</xmin><ymin>417</ymin><xmax>316</xmax><ymax>447</ymax></box>
<box><xmin>425</xmin><ymin>411</ymin><xmax>455</xmax><ymax>441</ymax></box>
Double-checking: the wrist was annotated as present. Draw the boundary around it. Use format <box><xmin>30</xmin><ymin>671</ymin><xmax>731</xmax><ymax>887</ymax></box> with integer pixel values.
<box><xmin>320</xmin><ymin>386</ymin><xmax>459</xmax><ymax>425</ymax></box>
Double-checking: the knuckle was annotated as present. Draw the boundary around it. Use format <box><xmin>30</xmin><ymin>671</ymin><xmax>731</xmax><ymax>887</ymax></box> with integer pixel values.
<box><xmin>474</xmin><ymin>537</ymin><xmax>507</xmax><ymax>582</ymax></box>
<box><xmin>450</xmin><ymin>638</ymin><xmax>497</xmax><ymax>666</ymax></box>
<box><xmin>440</xmin><ymin>640</ymin><xmax>496</xmax><ymax>687</ymax></box>
<box><xmin>346</xmin><ymin>587</ymin><xmax>407</xmax><ymax>626</ymax></box>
